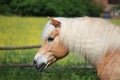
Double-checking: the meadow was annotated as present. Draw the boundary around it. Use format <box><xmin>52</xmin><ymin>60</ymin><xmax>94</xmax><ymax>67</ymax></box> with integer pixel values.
<box><xmin>0</xmin><ymin>15</ymin><xmax>120</xmax><ymax>80</ymax></box>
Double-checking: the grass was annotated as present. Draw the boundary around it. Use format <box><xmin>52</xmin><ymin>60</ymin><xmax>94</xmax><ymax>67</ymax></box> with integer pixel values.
<box><xmin>0</xmin><ymin>15</ymin><xmax>120</xmax><ymax>80</ymax></box>
<box><xmin>0</xmin><ymin>67</ymin><xmax>98</xmax><ymax>80</ymax></box>
<box><xmin>109</xmin><ymin>18</ymin><xmax>120</xmax><ymax>26</ymax></box>
<box><xmin>0</xmin><ymin>16</ymin><xmax>47</xmax><ymax>46</ymax></box>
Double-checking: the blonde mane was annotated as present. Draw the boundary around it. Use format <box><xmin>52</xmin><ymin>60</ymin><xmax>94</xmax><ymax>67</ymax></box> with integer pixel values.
<box><xmin>42</xmin><ymin>17</ymin><xmax>120</xmax><ymax>65</ymax></box>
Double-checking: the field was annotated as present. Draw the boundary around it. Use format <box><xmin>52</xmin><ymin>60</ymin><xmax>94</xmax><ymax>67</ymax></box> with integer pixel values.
<box><xmin>0</xmin><ymin>15</ymin><xmax>120</xmax><ymax>80</ymax></box>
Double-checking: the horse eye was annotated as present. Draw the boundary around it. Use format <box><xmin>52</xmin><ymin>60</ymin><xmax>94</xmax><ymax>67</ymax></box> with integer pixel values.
<box><xmin>48</xmin><ymin>37</ymin><xmax>54</xmax><ymax>42</ymax></box>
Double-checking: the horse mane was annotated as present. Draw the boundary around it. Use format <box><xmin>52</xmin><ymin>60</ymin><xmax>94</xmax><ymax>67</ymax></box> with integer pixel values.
<box><xmin>42</xmin><ymin>17</ymin><xmax>120</xmax><ymax>65</ymax></box>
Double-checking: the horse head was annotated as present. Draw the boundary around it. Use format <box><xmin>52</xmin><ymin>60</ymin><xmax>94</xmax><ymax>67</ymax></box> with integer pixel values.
<box><xmin>33</xmin><ymin>17</ymin><xmax>69</xmax><ymax>71</ymax></box>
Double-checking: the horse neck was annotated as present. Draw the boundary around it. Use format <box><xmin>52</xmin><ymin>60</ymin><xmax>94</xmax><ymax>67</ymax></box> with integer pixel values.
<box><xmin>60</xmin><ymin>18</ymin><xmax>120</xmax><ymax>65</ymax></box>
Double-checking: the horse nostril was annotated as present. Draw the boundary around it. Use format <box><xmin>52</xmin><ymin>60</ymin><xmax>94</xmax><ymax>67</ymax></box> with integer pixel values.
<box><xmin>33</xmin><ymin>60</ymin><xmax>37</xmax><ymax>65</ymax></box>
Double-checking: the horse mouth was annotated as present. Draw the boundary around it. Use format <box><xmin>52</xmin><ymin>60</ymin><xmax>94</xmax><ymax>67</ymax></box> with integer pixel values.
<box><xmin>34</xmin><ymin>62</ymin><xmax>47</xmax><ymax>71</ymax></box>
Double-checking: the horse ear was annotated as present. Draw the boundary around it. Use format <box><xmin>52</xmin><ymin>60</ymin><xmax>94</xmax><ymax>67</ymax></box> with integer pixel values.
<box><xmin>48</xmin><ymin>17</ymin><xmax>61</xmax><ymax>27</ymax></box>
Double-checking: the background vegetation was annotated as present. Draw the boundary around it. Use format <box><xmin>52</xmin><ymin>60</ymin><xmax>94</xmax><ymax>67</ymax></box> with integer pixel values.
<box><xmin>0</xmin><ymin>0</ymin><xmax>103</xmax><ymax>17</ymax></box>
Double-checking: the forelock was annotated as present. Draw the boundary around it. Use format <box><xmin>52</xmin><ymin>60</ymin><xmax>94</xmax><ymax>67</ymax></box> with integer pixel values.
<box><xmin>41</xmin><ymin>21</ymin><xmax>55</xmax><ymax>41</ymax></box>
<box><xmin>41</xmin><ymin>17</ymin><xmax>65</xmax><ymax>41</ymax></box>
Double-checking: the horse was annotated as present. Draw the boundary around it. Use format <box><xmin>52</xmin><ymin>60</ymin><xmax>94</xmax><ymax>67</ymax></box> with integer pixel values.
<box><xmin>33</xmin><ymin>17</ymin><xmax>120</xmax><ymax>80</ymax></box>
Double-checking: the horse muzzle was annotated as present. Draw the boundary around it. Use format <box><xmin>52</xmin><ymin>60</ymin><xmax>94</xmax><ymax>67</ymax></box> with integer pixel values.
<box><xmin>33</xmin><ymin>60</ymin><xmax>47</xmax><ymax>71</ymax></box>
<box><xmin>33</xmin><ymin>53</ymin><xmax>48</xmax><ymax>71</ymax></box>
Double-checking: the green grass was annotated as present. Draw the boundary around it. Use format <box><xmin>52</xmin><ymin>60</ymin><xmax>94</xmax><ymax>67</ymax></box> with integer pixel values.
<box><xmin>0</xmin><ymin>67</ymin><xmax>98</xmax><ymax>80</ymax></box>
<box><xmin>0</xmin><ymin>16</ymin><xmax>120</xmax><ymax>80</ymax></box>
<box><xmin>109</xmin><ymin>19</ymin><xmax>120</xmax><ymax>26</ymax></box>
<box><xmin>0</xmin><ymin>15</ymin><xmax>47</xmax><ymax>65</ymax></box>
<box><xmin>0</xmin><ymin>16</ymin><xmax>47</xmax><ymax>46</ymax></box>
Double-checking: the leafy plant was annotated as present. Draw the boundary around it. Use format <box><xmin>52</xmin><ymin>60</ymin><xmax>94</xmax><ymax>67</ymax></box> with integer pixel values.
<box><xmin>0</xmin><ymin>0</ymin><xmax>103</xmax><ymax>17</ymax></box>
